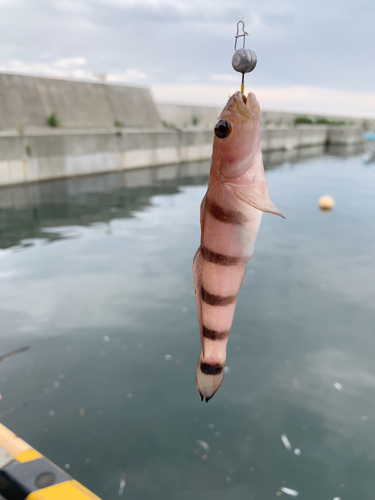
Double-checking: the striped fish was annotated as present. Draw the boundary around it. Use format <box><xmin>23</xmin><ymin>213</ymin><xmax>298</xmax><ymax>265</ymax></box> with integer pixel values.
<box><xmin>193</xmin><ymin>91</ymin><xmax>284</xmax><ymax>402</ymax></box>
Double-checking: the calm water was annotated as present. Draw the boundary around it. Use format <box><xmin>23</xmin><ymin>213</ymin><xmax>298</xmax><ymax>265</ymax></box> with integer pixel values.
<box><xmin>0</xmin><ymin>146</ymin><xmax>375</xmax><ymax>500</ymax></box>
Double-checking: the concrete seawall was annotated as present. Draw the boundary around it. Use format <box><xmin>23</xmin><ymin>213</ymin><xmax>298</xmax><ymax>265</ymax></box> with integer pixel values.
<box><xmin>0</xmin><ymin>125</ymin><xmax>366</xmax><ymax>187</ymax></box>
<box><xmin>0</xmin><ymin>129</ymin><xmax>212</xmax><ymax>186</ymax></box>
<box><xmin>157</xmin><ymin>102</ymin><xmax>375</xmax><ymax>130</ymax></box>
<box><xmin>157</xmin><ymin>103</ymin><xmax>221</xmax><ymax>129</ymax></box>
<box><xmin>0</xmin><ymin>73</ymin><xmax>370</xmax><ymax>187</ymax></box>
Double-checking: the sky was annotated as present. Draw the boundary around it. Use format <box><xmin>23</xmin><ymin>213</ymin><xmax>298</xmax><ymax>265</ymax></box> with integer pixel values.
<box><xmin>0</xmin><ymin>0</ymin><xmax>374</xmax><ymax>116</ymax></box>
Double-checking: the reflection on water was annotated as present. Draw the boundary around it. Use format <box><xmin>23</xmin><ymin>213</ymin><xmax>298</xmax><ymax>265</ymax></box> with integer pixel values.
<box><xmin>0</xmin><ymin>161</ymin><xmax>210</xmax><ymax>250</ymax></box>
<box><xmin>363</xmin><ymin>148</ymin><xmax>375</xmax><ymax>165</ymax></box>
<box><xmin>0</xmin><ymin>145</ymin><xmax>375</xmax><ymax>500</ymax></box>
<box><xmin>0</xmin><ymin>144</ymin><xmax>369</xmax><ymax>251</ymax></box>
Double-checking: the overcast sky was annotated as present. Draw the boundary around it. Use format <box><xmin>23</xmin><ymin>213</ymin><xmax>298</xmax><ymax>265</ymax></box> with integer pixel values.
<box><xmin>0</xmin><ymin>0</ymin><xmax>374</xmax><ymax>116</ymax></box>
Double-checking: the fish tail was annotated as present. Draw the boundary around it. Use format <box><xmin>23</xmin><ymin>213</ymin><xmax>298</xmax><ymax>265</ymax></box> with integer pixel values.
<box><xmin>196</xmin><ymin>352</ymin><xmax>225</xmax><ymax>402</ymax></box>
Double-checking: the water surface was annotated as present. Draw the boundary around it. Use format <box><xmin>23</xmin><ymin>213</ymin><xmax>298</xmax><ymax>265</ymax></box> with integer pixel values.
<box><xmin>0</xmin><ymin>147</ymin><xmax>374</xmax><ymax>500</ymax></box>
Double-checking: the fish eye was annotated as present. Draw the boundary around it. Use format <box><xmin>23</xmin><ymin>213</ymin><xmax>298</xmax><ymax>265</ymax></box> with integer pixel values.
<box><xmin>214</xmin><ymin>119</ymin><xmax>232</xmax><ymax>139</ymax></box>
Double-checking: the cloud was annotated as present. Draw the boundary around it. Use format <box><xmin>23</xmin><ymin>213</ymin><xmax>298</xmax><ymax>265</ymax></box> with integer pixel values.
<box><xmin>54</xmin><ymin>57</ymin><xmax>87</xmax><ymax>68</ymax></box>
<box><xmin>89</xmin><ymin>0</ymin><xmax>232</xmax><ymax>11</ymax></box>
<box><xmin>0</xmin><ymin>58</ymin><xmax>148</xmax><ymax>84</ymax></box>
<box><xmin>261</xmin><ymin>12</ymin><xmax>294</xmax><ymax>27</ymax></box>
<box><xmin>0</xmin><ymin>58</ymin><xmax>88</xmax><ymax>79</ymax></box>
<box><xmin>211</xmin><ymin>74</ymin><xmax>239</xmax><ymax>82</ymax></box>
<box><xmin>52</xmin><ymin>0</ymin><xmax>89</xmax><ymax>13</ymax></box>
<box><xmin>0</xmin><ymin>0</ymin><xmax>24</xmax><ymax>5</ymax></box>
<box><xmin>106</xmin><ymin>69</ymin><xmax>149</xmax><ymax>82</ymax></box>
<box><xmin>256</xmin><ymin>86</ymin><xmax>375</xmax><ymax>117</ymax></box>
<box><xmin>0</xmin><ymin>0</ymin><xmax>373</xmax><ymax>114</ymax></box>
<box><xmin>0</xmin><ymin>60</ymin><xmax>68</xmax><ymax>78</ymax></box>
<box><xmin>151</xmin><ymin>84</ymin><xmax>375</xmax><ymax>117</ymax></box>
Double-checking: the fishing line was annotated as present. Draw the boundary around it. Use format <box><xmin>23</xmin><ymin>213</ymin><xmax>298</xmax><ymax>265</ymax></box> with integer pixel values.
<box><xmin>0</xmin><ymin>387</ymin><xmax>57</xmax><ymax>419</ymax></box>
<box><xmin>0</xmin><ymin>346</ymin><xmax>30</xmax><ymax>363</ymax></box>
<box><xmin>240</xmin><ymin>0</ymin><xmax>253</xmax><ymax>23</ymax></box>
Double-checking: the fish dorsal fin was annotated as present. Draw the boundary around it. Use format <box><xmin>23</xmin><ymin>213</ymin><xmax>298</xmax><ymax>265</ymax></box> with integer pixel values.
<box><xmin>223</xmin><ymin>182</ymin><xmax>285</xmax><ymax>218</ymax></box>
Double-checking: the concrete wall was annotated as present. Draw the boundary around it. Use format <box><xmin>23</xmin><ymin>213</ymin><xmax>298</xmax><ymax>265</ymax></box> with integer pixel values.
<box><xmin>0</xmin><ymin>129</ymin><xmax>213</xmax><ymax>186</ymax></box>
<box><xmin>0</xmin><ymin>125</ymin><xmax>367</xmax><ymax>187</ymax></box>
<box><xmin>260</xmin><ymin>109</ymin><xmax>375</xmax><ymax>129</ymax></box>
<box><xmin>157</xmin><ymin>103</ymin><xmax>221</xmax><ymax>129</ymax></box>
<box><xmin>327</xmin><ymin>127</ymin><xmax>367</xmax><ymax>145</ymax></box>
<box><xmin>261</xmin><ymin>126</ymin><xmax>329</xmax><ymax>151</ymax></box>
<box><xmin>157</xmin><ymin>101</ymin><xmax>375</xmax><ymax>130</ymax></box>
<box><xmin>0</xmin><ymin>73</ymin><xmax>162</xmax><ymax>130</ymax></box>
<box><xmin>1</xmin><ymin>72</ymin><xmax>373</xmax><ymax>132</ymax></box>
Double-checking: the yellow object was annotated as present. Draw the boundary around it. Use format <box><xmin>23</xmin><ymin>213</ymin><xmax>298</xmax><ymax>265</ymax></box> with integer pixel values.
<box><xmin>241</xmin><ymin>82</ymin><xmax>245</xmax><ymax>94</ymax></box>
<box><xmin>0</xmin><ymin>423</ymin><xmax>30</xmax><ymax>456</ymax></box>
<box><xmin>26</xmin><ymin>481</ymin><xmax>101</xmax><ymax>500</ymax></box>
<box><xmin>0</xmin><ymin>422</ymin><xmax>102</xmax><ymax>500</ymax></box>
<box><xmin>15</xmin><ymin>449</ymin><xmax>43</xmax><ymax>463</ymax></box>
<box><xmin>318</xmin><ymin>195</ymin><xmax>335</xmax><ymax>211</ymax></box>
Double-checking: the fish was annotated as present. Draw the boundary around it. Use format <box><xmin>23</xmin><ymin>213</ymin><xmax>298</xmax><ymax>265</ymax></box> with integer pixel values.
<box><xmin>193</xmin><ymin>91</ymin><xmax>284</xmax><ymax>402</ymax></box>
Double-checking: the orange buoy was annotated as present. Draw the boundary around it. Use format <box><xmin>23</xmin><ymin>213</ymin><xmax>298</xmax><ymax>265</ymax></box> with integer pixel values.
<box><xmin>319</xmin><ymin>195</ymin><xmax>335</xmax><ymax>211</ymax></box>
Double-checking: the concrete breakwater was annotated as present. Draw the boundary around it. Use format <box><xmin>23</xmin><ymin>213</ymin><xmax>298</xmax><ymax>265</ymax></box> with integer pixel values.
<box><xmin>0</xmin><ymin>128</ymin><xmax>213</xmax><ymax>186</ymax></box>
<box><xmin>157</xmin><ymin>103</ymin><xmax>375</xmax><ymax>130</ymax></box>
<box><xmin>0</xmin><ymin>72</ymin><xmax>370</xmax><ymax>187</ymax></box>
<box><xmin>0</xmin><ymin>125</ymin><xmax>366</xmax><ymax>187</ymax></box>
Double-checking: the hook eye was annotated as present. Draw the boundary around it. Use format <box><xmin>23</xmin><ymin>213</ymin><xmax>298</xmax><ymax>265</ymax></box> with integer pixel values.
<box><xmin>214</xmin><ymin>119</ymin><xmax>232</xmax><ymax>139</ymax></box>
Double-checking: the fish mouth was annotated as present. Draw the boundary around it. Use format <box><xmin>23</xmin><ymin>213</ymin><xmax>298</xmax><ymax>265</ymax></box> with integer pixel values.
<box><xmin>233</xmin><ymin>91</ymin><xmax>259</xmax><ymax>122</ymax></box>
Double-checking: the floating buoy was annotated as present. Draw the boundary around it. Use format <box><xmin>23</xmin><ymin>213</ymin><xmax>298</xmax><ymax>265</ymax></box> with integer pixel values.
<box><xmin>318</xmin><ymin>195</ymin><xmax>335</xmax><ymax>211</ymax></box>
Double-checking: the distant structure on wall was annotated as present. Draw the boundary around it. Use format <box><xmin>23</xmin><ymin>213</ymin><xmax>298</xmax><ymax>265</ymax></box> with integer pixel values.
<box><xmin>0</xmin><ymin>72</ymin><xmax>162</xmax><ymax>130</ymax></box>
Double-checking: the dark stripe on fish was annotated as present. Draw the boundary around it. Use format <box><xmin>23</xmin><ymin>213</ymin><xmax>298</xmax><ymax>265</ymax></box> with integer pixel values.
<box><xmin>200</xmin><ymin>362</ymin><xmax>223</xmax><ymax>375</ymax></box>
<box><xmin>206</xmin><ymin>198</ymin><xmax>247</xmax><ymax>225</ymax></box>
<box><xmin>201</xmin><ymin>286</ymin><xmax>237</xmax><ymax>307</ymax></box>
<box><xmin>200</xmin><ymin>246</ymin><xmax>241</xmax><ymax>266</ymax></box>
<box><xmin>202</xmin><ymin>326</ymin><xmax>229</xmax><ymax>341</ymax></box>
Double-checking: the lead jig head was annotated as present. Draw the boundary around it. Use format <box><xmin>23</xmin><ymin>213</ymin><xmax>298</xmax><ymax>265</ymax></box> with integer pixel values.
<box><xmin>232</xmin><ymin>49</ymin><xmax>257</xmax><ymax>74</ymax></box>
<box><xmin>232</xmin><ymin>20</ymin><xmax>257</xmax><ymax>94</ymax></box>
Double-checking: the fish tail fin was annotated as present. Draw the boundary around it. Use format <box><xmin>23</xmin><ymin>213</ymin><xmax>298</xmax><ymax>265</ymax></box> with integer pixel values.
<box><xmin>196</xmin><ymin>352</ymin><xmax>225</xmax><ymax>402</ymax></box>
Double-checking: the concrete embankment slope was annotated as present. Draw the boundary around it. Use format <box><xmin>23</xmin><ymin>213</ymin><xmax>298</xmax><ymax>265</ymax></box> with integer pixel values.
<box><xmin>0</xmin><ymin>72</ymin><xmax>161</xmax><ymax>129</ymax></box>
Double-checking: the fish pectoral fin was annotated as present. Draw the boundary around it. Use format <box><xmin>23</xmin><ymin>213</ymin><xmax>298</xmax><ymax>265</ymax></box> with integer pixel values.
<box><xmin>223</xmin><ymin>181</ymin><xmax>285</xmax><ymax>219</ymax></box>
